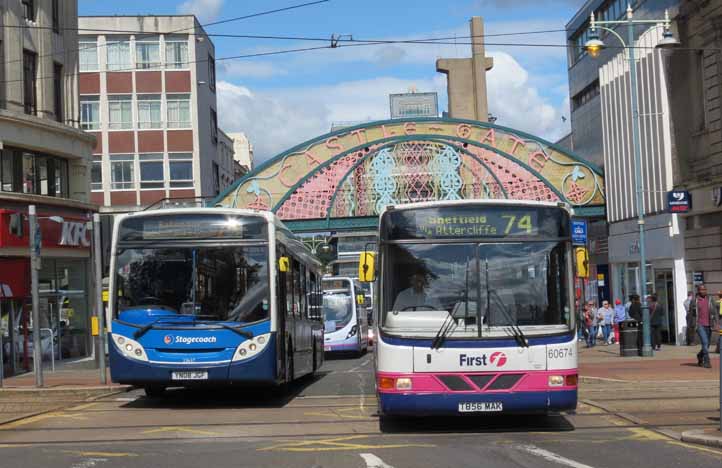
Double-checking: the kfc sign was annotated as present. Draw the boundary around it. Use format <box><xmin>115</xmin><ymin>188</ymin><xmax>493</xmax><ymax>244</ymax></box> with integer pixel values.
<box><xmin>59</xmin><ymin>221</ymin><xmax>90</xmax><ymax>247</ymax></box>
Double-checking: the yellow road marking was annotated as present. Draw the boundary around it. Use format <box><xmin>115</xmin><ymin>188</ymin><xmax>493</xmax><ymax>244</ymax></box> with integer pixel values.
<box><xmin>303</xmin><ymin>407</ymin><xmax>373</xmax><ymax>420</ymax></box>
<box><xmin>141</xmin><ymin>426</ymin><xmax>220</xmax><ymax>436</ymax></box>
<box><xmin>62</xmin><ymin>450</ymin><xmax>137</xmax><ymax>458</ymax></box>
<box><xmin>0</xmin><ymin>411</ymin><xmax>87</xmax><ymax>430</ymax></box>
<box><xmin>67</xmin><ymin>403</ymin><xmax>98</xmax><ymax>411</ymax></box>
<box><xmin>667</xmin><ymin>441</ymin><xmax>722</xmax><ymax>457</ymax></box>
<box><xmin>259</xmin><ymin>435</ymin><xmax>435</xmax><ymax>452</ymax></box>
<box><xmin>626</xmin><ymin>427</ymin><xmax>670</xmax><ymax>442</ymax></box>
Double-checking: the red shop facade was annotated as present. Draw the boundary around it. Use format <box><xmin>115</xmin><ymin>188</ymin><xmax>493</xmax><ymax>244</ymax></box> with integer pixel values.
<box><xmin>0</xmin><ymin>197</ymin><xmax>97</xmax><ymax>376</ymax></box>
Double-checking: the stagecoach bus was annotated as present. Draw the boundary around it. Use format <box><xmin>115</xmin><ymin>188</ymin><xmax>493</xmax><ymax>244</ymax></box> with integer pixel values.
<box><xmin>360</xmin><ymin>200</ymin><xmax>578</xmax><ymax>416</ymax></box>
<box><xmin>322</xmin><ymin>276</ymin><xmax>368</xmax><ymax>355</ymax></box>
<box><xmin>108</xmin><ymin>208</ymin><xmax>324</xmax><ymax>397</ymax></box>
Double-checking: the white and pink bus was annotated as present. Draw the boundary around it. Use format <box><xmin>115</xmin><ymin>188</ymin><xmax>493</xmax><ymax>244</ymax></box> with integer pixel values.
<box><xmin>360</xmin><ymin>200</ymin><xmax>578</xmax><ymax>417</ymax></box>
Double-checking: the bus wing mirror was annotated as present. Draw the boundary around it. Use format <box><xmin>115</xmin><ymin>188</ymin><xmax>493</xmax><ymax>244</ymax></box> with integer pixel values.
<box><xmin>358</xmin><ymin>252</ymin><xmax>376</xmax><ymax>282</ymax></box>
<box><xmin>575</xmin><ymin>247</ymin><xmax>588</xmax><ymax>278</ymax></box>
<box><xmin>279</xmin><ymin>256</ymin><xmax>290</xmax><ymax>273</ymax></box>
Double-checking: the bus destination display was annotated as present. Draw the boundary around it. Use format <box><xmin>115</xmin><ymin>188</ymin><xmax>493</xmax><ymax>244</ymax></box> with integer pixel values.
<box><xmin>382</xmin><ymin>205</ymin><xmax>569</xmax><ymax>240</ymax></box>
<box><xmin>119</xmin><ymin>215</ymin><xmax>267</xmax><ymax>241</ymax></box>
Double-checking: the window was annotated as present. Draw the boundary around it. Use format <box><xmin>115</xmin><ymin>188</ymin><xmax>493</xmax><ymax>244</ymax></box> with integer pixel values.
<box><xmin>167</xmin><ymin>94</ymin><xmax>190</xmax><ymax>128</ymax></box>
<box><xmin>53</xmin><ymin>63</ymin><xmax>63</xmax><ymax>123</ymax></box>
<box><xmin>212</xmin><ymin>161</ymin><xmax>220</xmax><ymax>195</ymax></box>
<box><xmin>110</xmin><ymin>154</ymin><xmax>134</xmax><ymax>190</ymax></box>
<box><xmin>137</xmin><ymin>94</ymin><xmax>161</xmax><ymax>129</ymax></box>
<box><xmin>23</xmin><ymin>50</ymin><xmax>37</xmax><ymax>115</ymax></box>
<box><xmin>208</xmin><ymin>54</ymin><xmax>216</xmax><ymax>91</ymax></box>
<box><xmin>1</xmin><ymin>150</ymin><xmax>15</xmax><ymax>192</ymax></box>
<box><xmin>91</xmin><ymin>157</ymin><xmax>102</xmax><ymax>191</ymax></box>
<box><xmin>0</xmin><ymin>41</ymin><xmax>5</xmax><ymax>109</ymax></box>
<box><xmin>22</xmin><ymin>0</ymin><xmax>34</xmax><ymax>21</ymax></box>
<box><xmin>80</xmin><ymin>96</ymin><xmax>100</xmax><ymax>130</ymax></box>
<box><xmin>0</xmin><ymin>149</ymin><xmax>67</xmax><ymax>197</ymax></box>
<box><xmin>52</xmin><ymin>0</ymin><xmax>60</xmax><ymax>33</ymax></box>
<box><xmin>135</xmin><ymin>38</ymin><xmax>161</xmax><ymax>70</ymax></box>
<box><xmin>55</xmin><ymin>158</ymin><xmax>68</xmax><ymax>197</ymax></box>
<box><xmin>210</xmin><ymin>108</ymin><xmax>218</xmax><ymax>144</ymax></box>
<box><xmin>79</xmin><ymin>39</ymin><xmax>98</xmax><ymax>71</ymax></box>
<box><xmin>165</xmin><ymin>39</ymin><xmax>188</xmax><ymax>69</ymax></box>
<box><xmin>106</xmin><ymin>40</ymin><xmax>131</xmax><ymax>72</ymax></box>
<box><xmin>169</xmin><ymin>153</ymin><xmax>193</xmax><ymax>188</ymax></box>
<box><xmin>572</xmin><ymin>80</ymin><xmax>600</xmax><ymax>111</ymax></box>
<box><xmin>108</xmin><ymin>95</ymin><xmax>132</xmax><ymax>129</ymax></box>
<box><xmin>139</xmin><ymin>153</ymin><xmax>164</xmax><ymax>189</ymax></box>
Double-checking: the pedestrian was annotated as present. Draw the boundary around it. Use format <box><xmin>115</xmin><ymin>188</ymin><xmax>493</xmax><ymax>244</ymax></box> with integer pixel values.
<box><xmin>716</xmin><ymin>291</ymin><xmax>722</xmax><ymax>354</ymax></box>
<box><xmin>613</xmin><ymin>298</ymin><xmax>626</xmax><ymax>343</ymax></box>
<box><xmin>648</xmin><ymin>294</ymin><xmax>664</xmax><ymax>351</ymax></box>
<box><xmin>592</xmin><ymin>301</ymin><xmax>603</xmax><ymax>347</ymax></box>
<box><xmin>584</xmin><ymin>301</ymin><xmax>595</xmax><ymax>348</ymax></box>
<box><xmin>598</xmin><ymin>300</ymin><xmax>613</xmax><ymax>345</ymax></box>
<box><xmin>684</xmin><ymin>291</ymin><xmax>696</xmax><ymax>346</ymax></box>
<box><xmin>689</xmin><ymin>284</ymin><xmax>719</xmax><ymax>368</ymax></box>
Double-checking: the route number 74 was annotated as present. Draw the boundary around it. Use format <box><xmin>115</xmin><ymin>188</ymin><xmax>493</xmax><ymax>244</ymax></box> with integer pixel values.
<box><xmin>501</xmin><ymin>215</ymin><xmax>533</xmax><ymax>235</ymax></box>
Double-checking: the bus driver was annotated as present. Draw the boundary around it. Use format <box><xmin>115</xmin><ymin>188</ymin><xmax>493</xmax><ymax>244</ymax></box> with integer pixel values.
<box><xmin>392</xmin><ymin>270</ymin><xmax>442</xmax><ymax>311</ymax></box>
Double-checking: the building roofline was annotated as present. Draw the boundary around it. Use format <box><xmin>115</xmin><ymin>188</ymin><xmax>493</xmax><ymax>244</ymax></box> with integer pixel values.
<box><xmin>566</xmin><ymin>0</ymin><xmax>605</xmax><ymax>36</ymax></box>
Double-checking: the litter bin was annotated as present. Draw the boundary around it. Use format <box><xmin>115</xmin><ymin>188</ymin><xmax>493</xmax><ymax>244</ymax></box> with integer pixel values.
<box><xmin>619</xmin><ymin>320</ymin><xmax>639</xmax><ymax>357</ymax></box>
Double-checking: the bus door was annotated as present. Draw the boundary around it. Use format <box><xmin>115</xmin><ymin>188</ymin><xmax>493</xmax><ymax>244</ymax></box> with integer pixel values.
<box><xmin>277</xmin><ymin>246</ymin><xmax>290</xmax><ymax>380</ymax></box>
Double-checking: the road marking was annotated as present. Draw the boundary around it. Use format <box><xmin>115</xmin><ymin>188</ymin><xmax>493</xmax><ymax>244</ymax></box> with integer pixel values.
<box><xmin>68</xmin><ymin>403</ymin><xmax>98</xmax><ymax>411</ymax></box>
<box><xmin>259</xmin><ymin>435</ymin><xmax>435</xmax><ymax>452</ymax></box>
<box><xmin>71</xmin><ymin>458</ymin><xmax>107</xmax><ymax>468</ymax></box>
<box><xmin>141</xmin><ymin>426</ymin><xmax>220</xmax><ymax>436</ymax></box>
<box><xmin>113</xmin><ymin>397</ymin><xmax>138</xmax><ymax>402</ymax></box>
<box><xmin>304</xmin><ymin>406</ymin><xmax>373</xmax><ymax>420</ymax></box>
<box><xmin>346</xmin><ymin>357</ymin><xmax>371</xmax><ymax>374</ymax></box>
<box><xmin>360</xmin><ymin>453</ymin><xmax>395</xmax><ymax>468</ymax></box>
<box><xmin>667</xmin><ymin>441</ymin><xmax>722</xmax><ymax>457</ymax></box>
<box><xmin>516</xmin><ymin>445</ymin><xmax>595</xmax><ymax>468</ymax></box>
<box><xmin>0</xmin><ymin>411</ymin><xmax>87</xmax><ymax>430</ymax></box>
<box><xmin>62</xmin><ymin>451</ymin><xmax>137</xmax><ymax>458</ymax></box>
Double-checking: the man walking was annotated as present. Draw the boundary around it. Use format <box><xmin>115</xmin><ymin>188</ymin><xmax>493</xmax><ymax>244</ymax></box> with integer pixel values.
<box><xmin>689</xmin><ymin>285</ymin><xmax>719</xmax><ymax>368</ymax></box>
<box><xmin>648</xmin><ymin>294</ymin><xmax>664</xmax><ymax>351</ymax></box>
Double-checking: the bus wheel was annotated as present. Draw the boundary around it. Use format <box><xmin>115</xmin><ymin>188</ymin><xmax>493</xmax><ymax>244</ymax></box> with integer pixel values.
<box><xmin>144</xmin><ymin>385</ymin><xmax>166</xmax><ymax>398</ymax></box>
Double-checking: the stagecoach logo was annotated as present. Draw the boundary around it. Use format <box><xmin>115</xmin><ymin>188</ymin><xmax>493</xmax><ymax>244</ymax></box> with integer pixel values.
<box><xmin>489</xmin><ymin>352</ymin><xmax>508</xmax><ymax>367</ymax></box>
<box><xmin>164</xmin><ymin>335</ymin><xmax>218</xmax><ymax>345</ymax></box>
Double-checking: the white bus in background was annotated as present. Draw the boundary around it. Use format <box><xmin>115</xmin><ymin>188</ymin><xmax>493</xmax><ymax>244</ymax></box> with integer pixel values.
<box><xmin>322</xmin><ymin>276</ymin><xmax>368</xmax><ymax>355</ymax></box>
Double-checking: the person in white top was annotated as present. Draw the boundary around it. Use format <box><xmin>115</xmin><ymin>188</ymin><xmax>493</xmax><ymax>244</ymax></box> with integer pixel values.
<box><xmin>392</xmin><ymin>271</ymin><xmax>442</xmax><ymax>311</ymax></box>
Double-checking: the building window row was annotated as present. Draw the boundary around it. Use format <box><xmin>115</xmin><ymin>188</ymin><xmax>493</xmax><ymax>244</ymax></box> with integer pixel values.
<box><xmin>0</xmin><ymin>148</ymin><xmax>69</xmax><ymax>198</ymax></box>
<box><xmin>80</xmin><ymin>94</ymin><xmax>191</xmax><ymax>130</ymax></box>
<box><xmin>92</xmin><ymin>153</ymin><xmax>194</xmax><ymax>191</ymax></box>
<box><xmin>572</xmin><ymin>80</ymin><xmax>600</xmax><ymax>111</ymax></box>
<box><xmin>79</xmin><ymin>36</ymin><xmax>190</xmax><ymax>72</ymax></box>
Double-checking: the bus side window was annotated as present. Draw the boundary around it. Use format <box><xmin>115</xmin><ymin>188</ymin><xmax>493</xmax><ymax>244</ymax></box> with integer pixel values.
<box><xmin>285</xmin><ymin>253</ymin><xmax>294</xmax><ymax>318</ymax></box>
<box><xmin>299</xmin><ymin>264</ymin><xmax>307</xmax><ymax>319</ymax></box>
<box><xmin>292</xmin><ymin>258</ymin><xmax>301</xmax><ymax>318</ymax></box>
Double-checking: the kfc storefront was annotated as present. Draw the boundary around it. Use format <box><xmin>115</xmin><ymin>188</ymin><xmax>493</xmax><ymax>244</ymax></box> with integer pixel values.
<box><xmin>0</xmin><ymin>200</ymin><xmax>96</xmax><ymax>376</ymax></box>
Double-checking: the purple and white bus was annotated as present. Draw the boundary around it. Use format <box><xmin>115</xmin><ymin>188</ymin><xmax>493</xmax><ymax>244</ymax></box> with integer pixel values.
<box><xmin>362</xmin><ymin>200</ymin><xmax>578</xmax><ymax>417</ymax></box>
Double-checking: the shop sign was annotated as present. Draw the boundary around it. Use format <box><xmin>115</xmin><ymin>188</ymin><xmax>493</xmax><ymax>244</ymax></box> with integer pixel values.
<box><xmin>59</xmin><ymin>221</ymin><xmax>91</xmax><ymax>247</ymax></box>
<box><xmin>0</xmin><ymin>210</ymin><xmax>91</xmax><ymax>249</ymax></box>
<box><xmin>667</xmin><ymin>190</ymin><xmax>692</xmax><ymax>213</ymax></box>
<box><xmin>571</xmin><ymin>219</ymin><xmax>587</xmax><ymax>246</ymax></box>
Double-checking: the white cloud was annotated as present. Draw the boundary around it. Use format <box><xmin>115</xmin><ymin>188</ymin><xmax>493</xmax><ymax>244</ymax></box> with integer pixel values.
<box><xmin>217</xmin><ymin>52</ymin><xmax>570</xmax><ymax>164</ymax></box>
<box><xmin>177</xmin><ymin>0</ymin><xmax>224</xmax><ymax>23</ymax></box>
<box><xmin>219</xmin><ymin>61</ymin><xmax>287</xmax><ymax>78</ymax></box>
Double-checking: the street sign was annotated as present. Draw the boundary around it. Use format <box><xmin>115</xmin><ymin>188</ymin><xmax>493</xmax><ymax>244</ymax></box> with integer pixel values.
<box><xmin>667</xmin><ymin>190</ymin><xmax>692</xmax><ymax>213</ymax></box>
<box><xmin>693</xmin><ymin>271</ymin><xmax>704</xmax><ymax>286</ymax></box>
<box><xmin>571</xmin><ymin>220</ymin><xmax>587</xmax><ymax>246</ymax></box>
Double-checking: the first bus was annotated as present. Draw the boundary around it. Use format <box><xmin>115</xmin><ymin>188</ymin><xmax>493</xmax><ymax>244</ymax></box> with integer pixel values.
<box><xmin>107</xmin><ymin>208</ymin><xmax>325</xmax><ymax>397</ymax></box>
<box><xmin>361</xmin><ymin>200</ymin><xmax>578</xmax><ymax>416</ymax></box>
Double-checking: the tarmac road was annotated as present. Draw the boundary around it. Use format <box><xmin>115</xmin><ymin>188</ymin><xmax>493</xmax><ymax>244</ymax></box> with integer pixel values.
<box><xmin>0</xmin><ymin>350</ymin><xmax>720</xmax><ymax>468</ymax></box>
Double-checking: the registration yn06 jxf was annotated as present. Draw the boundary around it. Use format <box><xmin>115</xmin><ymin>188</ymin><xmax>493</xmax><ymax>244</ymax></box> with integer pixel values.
<box><xmin>171</xmin><ymin>371</ymin><xmax>208</xmax><ymax>380</ymax></box>
<box><xmin>458</xmin><ymin>402</ymin><xmax>503</xmax><ymax>412</ymax></box>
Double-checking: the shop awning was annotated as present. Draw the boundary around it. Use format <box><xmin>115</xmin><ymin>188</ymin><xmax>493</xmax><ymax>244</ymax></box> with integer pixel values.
<box><xmin>0</xmin><ymin>258</ymin><xmax>29</xmax><ymax>298</ymax></box>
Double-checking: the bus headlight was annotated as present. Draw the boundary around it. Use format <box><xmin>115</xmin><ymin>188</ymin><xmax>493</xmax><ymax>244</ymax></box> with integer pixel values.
<box><xmin>232</xmin><ymin>333</ymin><xmax>272</xmax><ymax>362</ymax></box>
<box><xmin>548</xmin><ymin>375</ymin><xmax>565</xmax><ymax>387</ymax></box>
<box><xmin>395</xmin><ymin>378</ymin><xmax>412</xmax><ymax>390</ymax></box>
<box><xmin>111</xmin><ymin>334</ymin><xmax>148</xmax><ymax>362</ymax></box>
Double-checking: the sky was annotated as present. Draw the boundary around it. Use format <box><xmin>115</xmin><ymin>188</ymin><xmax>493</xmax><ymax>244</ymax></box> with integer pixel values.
<box><xmin>79</xmin><ymin>0</ymin><xmax>582</xmax><ymax>163</ymax></box>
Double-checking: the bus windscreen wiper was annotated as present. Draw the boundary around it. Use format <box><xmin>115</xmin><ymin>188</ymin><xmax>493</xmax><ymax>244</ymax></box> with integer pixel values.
<box><xmin>489</xmin><ymin>290</ymin><xmax>529</xmax><ymax>348</ymax></box>
<box><xmin>214</xmin><ymin>322</ymin><xmax>253</xmax><ymax>339</ymax></box>
<box><xmin>133</xmin><ymin>319</ymin><xmax>166</xmax><ymax>340</ymax></box>
<box><xmin>431</xmin><ymin>310</ymin><xmax>457</xmax><ymax>350</ymax></box>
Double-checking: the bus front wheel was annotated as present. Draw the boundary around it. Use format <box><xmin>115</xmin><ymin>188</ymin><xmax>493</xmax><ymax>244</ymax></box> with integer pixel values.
<box><xmin>144</xmin><ymin>385</ymin><xmax>166</xmax><ymax>398</ymax></box>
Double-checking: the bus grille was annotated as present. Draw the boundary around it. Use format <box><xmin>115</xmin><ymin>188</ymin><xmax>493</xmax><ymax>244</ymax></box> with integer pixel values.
<box><xmin>436</xmin><ymin>373</ymin><xmax>525</xmax><ymax>392</ymax></box>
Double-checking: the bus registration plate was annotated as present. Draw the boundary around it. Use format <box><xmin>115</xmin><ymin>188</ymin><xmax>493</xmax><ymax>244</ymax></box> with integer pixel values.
<box><xmin>171</xmin><ymin>371</ymin><xmax>208</xmax><ymax>381</ymax></box>
<box><xmin>458</xmin><ymin>402</ymin><xmax>503</xmax><ymax>413</ymax></box>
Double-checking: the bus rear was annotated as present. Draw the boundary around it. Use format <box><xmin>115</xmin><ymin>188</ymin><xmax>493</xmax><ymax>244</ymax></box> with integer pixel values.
<box><xmin>108</xmin><ymin>209</ymin><xmax>278</xmax><ymax>395</ymax></box>
<box><xmin>369</xmin><ymin>200</ymin><xmax>577</xmax><ymax>416</ymax></box>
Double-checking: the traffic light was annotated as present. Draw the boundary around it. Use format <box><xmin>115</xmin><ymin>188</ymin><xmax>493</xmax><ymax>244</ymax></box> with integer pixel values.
<box><xmin>575</xmin><ymin>247</ymin><xmax>589</xmax><ymax>278</ymax></box>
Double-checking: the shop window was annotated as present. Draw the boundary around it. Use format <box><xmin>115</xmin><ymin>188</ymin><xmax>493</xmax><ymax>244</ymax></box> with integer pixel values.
<box><xmin>139</xmin><ymin>153</ymin><xmax>164</xmax><ymax>189</ymax></box>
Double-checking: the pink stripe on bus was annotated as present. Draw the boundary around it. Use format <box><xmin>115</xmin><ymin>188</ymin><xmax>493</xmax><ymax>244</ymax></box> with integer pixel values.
<box><xmin>377</xmin><ymin>370</ymin><xmax>577</xmax><ymax>394</ymax></box>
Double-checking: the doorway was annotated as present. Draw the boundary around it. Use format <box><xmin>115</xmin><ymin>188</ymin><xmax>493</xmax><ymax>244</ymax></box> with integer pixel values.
<box><xmin>654</xmin><ymin>270</ymin><xmax>676</xmax><ymax>344</ymax></box>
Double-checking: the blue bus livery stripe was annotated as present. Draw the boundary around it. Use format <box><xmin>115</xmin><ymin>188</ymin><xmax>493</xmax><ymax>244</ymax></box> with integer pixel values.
<box><xmin>378</xmin><ymin>389</ymin><xmax>577</xmax><ymax>416</ymax></box>
<box><xmin>379</xmin><ymin>332</ymin><xmax>575</xmax><ymax>348</ymax></box>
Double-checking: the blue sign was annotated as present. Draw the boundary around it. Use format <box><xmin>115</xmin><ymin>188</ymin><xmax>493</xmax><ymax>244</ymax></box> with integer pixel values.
<box><xmin>667</xmin><ymin>190</ymin><xmax>692</xmax><ymax>213</ymax></box>
<box><xmin>571</xmin><ymin>220</ymin><xmax>587</xmax><ymax>246</ymax></box>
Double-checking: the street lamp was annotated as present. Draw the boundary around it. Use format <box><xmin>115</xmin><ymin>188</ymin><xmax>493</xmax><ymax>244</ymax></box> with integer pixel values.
<box><xmin>28</xmin><ymin>206</ymin><xmax>64</xmax><ymax>387</ymax></box>
<box><xmin>584</xmin><ymin>6</ymin><xmax>679</xmax><ymax>357</ymax></box>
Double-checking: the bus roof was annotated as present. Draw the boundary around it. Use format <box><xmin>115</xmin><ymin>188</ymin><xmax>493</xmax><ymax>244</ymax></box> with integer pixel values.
<box><xmin>378</xmin><ymin>199</ymin><xmax>573</xmax><ymax>218</ymax></box>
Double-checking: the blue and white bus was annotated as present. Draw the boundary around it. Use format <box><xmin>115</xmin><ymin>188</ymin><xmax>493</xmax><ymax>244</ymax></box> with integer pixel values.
<box><xmin>361</xmin><ymin>200</ymin><xmax>578</xmax><ymax>416</ymax></box>
<box><xmin>108</xmin><ymin>208</ymin><xmax>324</xmax><ymax>397</ymax></box>
<box><xmin>322</xmin><ymin>276</ymin><xmax>368</xmax><ymax>355</ymax></box>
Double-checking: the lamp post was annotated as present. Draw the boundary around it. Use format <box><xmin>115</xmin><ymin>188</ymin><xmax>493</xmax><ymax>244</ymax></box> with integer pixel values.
<box><xmin>28</xmin><ymin>206</ymin><xmax>65</xmax><ymax>387</ymax></box>
<box><xmin>584</xmin><ymin>6</ymin><xmax>679</xmax><ymax>357</ymax></box>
